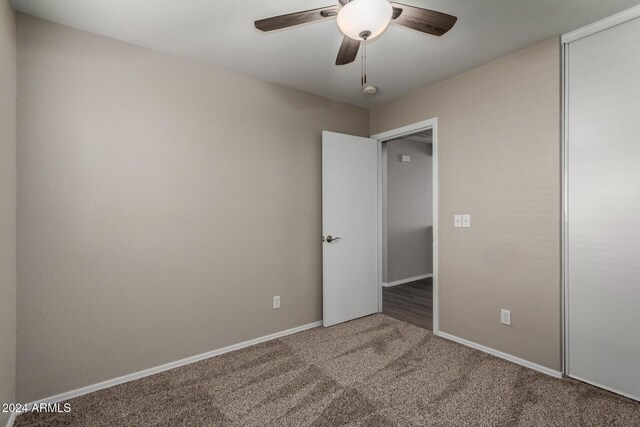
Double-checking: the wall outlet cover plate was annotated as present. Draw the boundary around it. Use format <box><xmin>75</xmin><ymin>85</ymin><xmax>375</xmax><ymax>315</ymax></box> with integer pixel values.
<box><xmin>501</xmin><ymin>309</ymin><xmax>511</xmax><ymax>325</ymax></box>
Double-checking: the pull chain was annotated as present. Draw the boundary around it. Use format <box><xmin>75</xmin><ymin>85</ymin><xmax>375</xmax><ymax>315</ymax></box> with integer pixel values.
<box><xmin>360</xmin><ymin>39</ymin><xmax>364</xmax><ymax>86</ymax></box>
<box><xmin>363</xmin><ymin>38</ymin><xmax>367</xmax><ymax>86</ymax></box>
<box><xmin>359</xmin><ymin>31</ymin><xmax>370</xmax><ymax>87</ymax></box>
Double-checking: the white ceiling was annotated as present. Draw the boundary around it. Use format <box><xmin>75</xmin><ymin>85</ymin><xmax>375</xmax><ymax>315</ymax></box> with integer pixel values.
<box><xmin>11</xmin><ymin>0</ymin><xmax>640</xmax><ymax>107</ymax></box>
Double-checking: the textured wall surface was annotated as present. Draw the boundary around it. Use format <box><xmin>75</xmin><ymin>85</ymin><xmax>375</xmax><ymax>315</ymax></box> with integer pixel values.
<box><xmin>385</xmin><ymin>139</ymin><xmax>432</xmax><ymax>283</ymax></box>
<box><xmin>371</xmin><ymin>37</ymin><xmax>561</xmax><ymax>370</ymax></box>
<box><xmin>16</xmin><ymin>14</ymin><xmax>368</xmax><ymax>402</ymax></box>
<box><xmin>0</xmin><ymin>0</ymin><xmax>16</xmax><ymax>423</ymax></box>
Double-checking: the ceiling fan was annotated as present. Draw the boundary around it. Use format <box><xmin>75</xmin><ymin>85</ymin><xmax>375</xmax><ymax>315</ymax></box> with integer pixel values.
<box><xmin>255</xmin><ymin>0</ymin><xmax>457</xmax><ymax>66</ymax></box>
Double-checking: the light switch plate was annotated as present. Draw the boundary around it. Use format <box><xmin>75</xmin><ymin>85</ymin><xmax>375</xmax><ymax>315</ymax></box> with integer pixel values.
<box><xmin>400</xmin><ymin>154</ymin><xmax>411</xmax><ymax>162</ymax></box>
<box><xmin>273</xmin><ymin>296</ymin><xmax>281</xmax><ymax>309</ymax></box>
<box><xmin>462</xmin><ymin>214</ymin><xmax>471</xmax><ymax>228</ymax></box>
<box><xmin>454</xmin><ymin>215</ymin><xmax>462</xmax><ymax>228</ymax></box>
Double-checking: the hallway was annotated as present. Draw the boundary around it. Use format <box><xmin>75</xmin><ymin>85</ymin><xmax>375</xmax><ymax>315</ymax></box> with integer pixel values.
<box><xmin>382</xmin><ymin>277</ymin><xmax>433</xmax><ymax>330</ymax></box>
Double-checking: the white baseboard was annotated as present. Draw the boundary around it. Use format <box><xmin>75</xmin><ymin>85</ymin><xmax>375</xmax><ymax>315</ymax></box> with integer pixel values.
<box><xmin>16</xmin><ymin>320</ymin><xmax>323</xmax><ymax>414</ymax></box>
<box><xmin>435</xmin><ymin>331</ymin><xmax>562</xmax><ymax>378</ymax></box>
<box><xmin>382</xmin><ymin>274</ymin><xmax>432</xmax><ymax>288</ymax></box>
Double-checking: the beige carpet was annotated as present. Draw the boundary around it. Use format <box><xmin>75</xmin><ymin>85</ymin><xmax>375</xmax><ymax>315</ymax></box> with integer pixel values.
<box><xmin>15</xmin><ymin>314</ymin><xmax>640</xmax><ymax>426</ymax></box>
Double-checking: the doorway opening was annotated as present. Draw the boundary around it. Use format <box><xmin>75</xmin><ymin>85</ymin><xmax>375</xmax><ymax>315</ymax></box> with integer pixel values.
<box><xmin>372</xmin><ymin>118</ymin><xmax>438</xmax><ymax>332</ymax></box>
<box><xmin>380</xmin><ymin>129</ymin><xmax>433</xmax><ymax>330</ymax></box>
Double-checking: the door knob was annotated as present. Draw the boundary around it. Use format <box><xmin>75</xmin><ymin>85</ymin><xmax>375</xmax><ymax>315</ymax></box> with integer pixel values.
<box><xmin>325</xmin><ymin>235</ymin><xmax>341</xmax><ymax>243</ymax></box>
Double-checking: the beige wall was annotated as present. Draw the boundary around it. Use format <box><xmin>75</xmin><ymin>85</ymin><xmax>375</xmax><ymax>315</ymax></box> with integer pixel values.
<box><xmin>384</xmin><ymin>139</ymin><xmax>432</xmax><ymax>283</ymax></box>
<box><xmin>16</xmin><ymin>14</ymin><xmax>368</xmax><ymax>402</ymax></box>
<box><xmin>371</xmin><ymin>37</ymin><xmax>561</xmax><ymax>370</ymax></box>
<box><xmin>0</xmin><ymin>0</ymin><xmax>16</xmax><ymax>424</ymax></box>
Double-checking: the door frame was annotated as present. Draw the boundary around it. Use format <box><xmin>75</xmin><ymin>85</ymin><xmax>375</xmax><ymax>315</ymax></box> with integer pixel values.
<box><xmin>371</xmin><ymin>118</ymin><xmax>439</xmax><ymax>333</ymax></box>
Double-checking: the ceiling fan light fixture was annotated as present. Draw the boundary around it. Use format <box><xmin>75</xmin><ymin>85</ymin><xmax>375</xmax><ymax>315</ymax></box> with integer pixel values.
<box><xmin>337</xmin><ymin>0</ymin><xmax>393</xmax><ymax>41</ymax></box>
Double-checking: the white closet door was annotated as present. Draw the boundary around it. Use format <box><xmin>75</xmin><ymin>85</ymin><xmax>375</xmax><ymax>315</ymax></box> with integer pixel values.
<box><xmin>566</xmin><ymin>16</ymin><xmax>640</xmax><ymax>400</ymax></box>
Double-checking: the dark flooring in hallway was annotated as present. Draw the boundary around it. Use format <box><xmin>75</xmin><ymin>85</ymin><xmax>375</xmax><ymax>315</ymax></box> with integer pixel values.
<box><xmin>382</xmin><ymin>277</ymin><xmax>433</xmax><ymax>330</ymax></box>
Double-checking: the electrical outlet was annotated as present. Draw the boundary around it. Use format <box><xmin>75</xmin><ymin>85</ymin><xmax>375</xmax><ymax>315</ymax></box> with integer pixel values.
<box><xmin>462</xmin><ymin>214</ymin><xmax>471</xmax><ymax>228</ymax></box>
<box><xmin>501</xmin><ymin>309</ymin><xmax>511</xmax><ymax>326</ymax></box>
<box><xmin>273</xmin><ymin>296</ymin><xmax>281</xmax><ymax>309</ymax></box>
<box><xmin>454</xmin><ymin>215</ymin><xmax>462</xmax><ymax>228</ymax></box>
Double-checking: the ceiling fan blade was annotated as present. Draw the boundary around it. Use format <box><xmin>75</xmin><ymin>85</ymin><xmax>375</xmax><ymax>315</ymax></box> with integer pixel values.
<box><xmin>255</xmin><ymin>5</ymin><xmax>340</xmax><ymax>32</ymax></box>
<box><xmin>390</xmin><ymin>2</ymin><xmax>457</xmax><ymax>36</ymax></box>
<box><xmin>335</xmin><ymin>36</ymin><xmax>361</xmax><ymax>65</ymax></box>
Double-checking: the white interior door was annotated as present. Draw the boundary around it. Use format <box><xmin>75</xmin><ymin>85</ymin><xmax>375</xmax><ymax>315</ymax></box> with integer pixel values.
<box><xmin>322</xmin><ymin>131</ymin><xmax>378</xmax><ymax>327</ymax></box>
<box><xmin>566</xmin><ymin>16</ymin><xmax>640</xmax><ymax>400</ymax></box>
